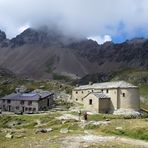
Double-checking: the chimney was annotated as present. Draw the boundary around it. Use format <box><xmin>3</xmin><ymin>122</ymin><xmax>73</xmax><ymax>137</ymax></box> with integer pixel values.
<box><xmin>89</xmin><ymin>82</ymin><xmax>93</xmax><ymax>85</ymax></box>
<box><xmin>76</xmin><ymin>84</ymin><xmax>79</xmax><ymax>87</ymax></box>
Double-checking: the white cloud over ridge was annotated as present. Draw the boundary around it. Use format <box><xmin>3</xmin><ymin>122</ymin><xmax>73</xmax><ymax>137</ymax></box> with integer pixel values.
<box><xmin>0</xmin><ymin>0</ymin><xmax>148</xmax><ymax>40</ymax></box>
<box><xmin>88</xmin><ymin>35</ymin><xmax>112</xmax><ymax>44</ymax></box>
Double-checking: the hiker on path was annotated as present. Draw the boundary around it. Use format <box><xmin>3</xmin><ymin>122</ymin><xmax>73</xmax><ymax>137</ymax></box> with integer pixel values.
<box><xmin>83</xmin><ymin>112</ymin><xmax>88</xmax><ymax>121</ymax></box>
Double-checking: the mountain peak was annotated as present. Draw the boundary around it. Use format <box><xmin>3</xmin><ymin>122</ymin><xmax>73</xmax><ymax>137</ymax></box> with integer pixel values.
<box><xmin>126</xmin><ymin>37</ymin><xmax>147</xmax><ymax>44</ymax></box>
<box><xmin>0</xmin><ymin>30</ymin><xmax>6</xmax><ymax>42</ymax></box>
<box><xmin>10</xmin><ymin>27</ymin><xmax>80</xmax><ymax>48</ymax></box>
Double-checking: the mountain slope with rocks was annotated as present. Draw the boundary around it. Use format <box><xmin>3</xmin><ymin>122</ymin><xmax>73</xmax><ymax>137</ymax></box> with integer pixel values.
<box><xmin>0</xmin><ymin>28</ymin><xmax>147</xmax><ymax>79</ymax></box>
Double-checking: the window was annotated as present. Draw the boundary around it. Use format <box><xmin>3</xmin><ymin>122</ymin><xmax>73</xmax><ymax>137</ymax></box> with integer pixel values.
<box><xmin>28</xmin><ymin>101</ymin><xmax>32</xmax><ymax>106</ymax></box>
<box><xmin>20</xmin><ymin>101</ymin><xmax>24</xmax><ymax>105</ymax></box>
<box><xmin>82</xmin><ymin>91</ymin><xmax>83</xmax><ymax>93</ymax></box>
<box><xmin>89</xmin><ymin>99</ymin><xmax>92</xmax><ymax>105</ymax></box>
<box><xmin>106</xmin><ymin>89</ymin><xmax>109</xmax><ymax>93</ymax></box>
<box><xmin>101</xmin><ymin>89</ymin><xmax>103</xmax><ymax>92</ymax></box>
<box><xmin>92</xmin><ymin>90</ymin><xmax>93</xmax><ymax>92</ymax></box>
<box><xmin>16</xmin><ymin>106</ymin><xmax>19</xmax><ymax>110</ymax></box>
<box><xmin>76</xmin><ymin>99</ymin><xmax>78</xmax><ymax>101</ymax></box>
<box><xmin>33</xmin><ymin>108</ymin><xmax>36</xmax><ymax>112</ymax></box>
<box><xmin>76</xmin><ymin>91</ymin><xmax>78</xmax><ymax>94</ymax></box>
<box><xmin>123</xmin><ymin>93</ymin><xmax>125</xmax><ymax>97</ymax></box>
<box><xmin>7</xmin><ymin>100</ymin><xmax>11</xmax><ymax>104</ymax></box>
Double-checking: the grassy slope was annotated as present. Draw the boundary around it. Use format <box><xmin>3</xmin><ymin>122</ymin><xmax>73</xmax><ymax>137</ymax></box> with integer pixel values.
<box><xmin>0</xmin><ymin>112</ymin><xmax>148</xmax><ymax>148</ymax></box>
<box><xmin>140</xmin><ymin>84</ymin><xmax>148</xmax><ymax>99</ymax></box>
<box><xmin>139</xmin><ymin>84</ymin><xmax>148</xmax><ymax>109</ymax></box>
<box><xmin>111</xmin><ymin>69</ymin><xmax>148</xmax><ymax>85</ymax></box>
<box><xmin>0</xmin><ymin>74</ymin><xmax>73</xmax><ymax>98</ymax></box>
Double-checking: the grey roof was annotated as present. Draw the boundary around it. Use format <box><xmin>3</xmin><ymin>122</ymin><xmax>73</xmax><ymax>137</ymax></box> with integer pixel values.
<box><xmin>0</xmin><ymin>91</ymin><xmax>54</xmax><ymax>101</ymax></box>
<box><xmin>74</xmin><ymin>81</ymin><xmax>138</xmax><ymax>90</ymax></box>
<box><xmin>92</xmin><ymin>93</ymin><xmax>110</xmax><ymax>99</ymax></box>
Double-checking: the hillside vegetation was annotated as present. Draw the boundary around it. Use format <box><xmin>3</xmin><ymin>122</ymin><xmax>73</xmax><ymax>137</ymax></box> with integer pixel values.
<box><xmin>0</xmin><ymin>68</ymin><xmax>73</xmax><ymax>98</ymax></box>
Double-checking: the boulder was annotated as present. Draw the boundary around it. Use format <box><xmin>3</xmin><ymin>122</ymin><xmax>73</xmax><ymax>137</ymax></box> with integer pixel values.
<box><xmin>5</xmin><ymin>133</ymin><xmax>13</xmax><ymax>139</ymax></box>
<box><xmin>46</xmin><ymin>128</ymin><xmax>53</xmax><ymax>132</ymax></box>
<box><xmin>115</xmin><ymin>127</ymin><xmax>123</xmax><ymax>130</ymax></box>
<box><xmin>15</xmin><ymin>134</ymin><xmax>25</xmax><ymax>138</ymax></box>
<box><xmin>60</xmin><ymin>128</ymin><xmax>69</xmax><ymax>134</ymax></box>
<box><xmin>35</xmin><ymin>128</ymin><xmax>53</xmax><ymax>134</ymax></box>
<box><xmin>7</xmin><ymin>120</ymin><xmax>22</xmax><ymax>128</ymax></box>
<box><xmin>113</xmin><ymin>109</ymin><xmax>141</xmax><ymax>117</ymax></box>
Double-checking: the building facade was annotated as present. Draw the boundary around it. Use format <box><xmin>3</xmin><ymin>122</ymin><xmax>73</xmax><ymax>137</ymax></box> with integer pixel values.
<box><xmin>72</xmin><ymin>81</ymin><xmax>140</xmax><ymax>113</ymax></box>
<box><xmin>0</xmin><ymin>90</ymin><xmax>54</xmax><ymax>113</ymax></box>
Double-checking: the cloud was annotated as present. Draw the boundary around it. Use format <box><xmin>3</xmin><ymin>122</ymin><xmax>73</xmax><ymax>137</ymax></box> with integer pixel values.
<box><xmin>18</xmin><ymin>24</ymin><xmax>30</xmax><ymax>34</ymax></box>
<box><xmin>88</xmin><ymin>35</ymin><xmax>112</xmax><ymax>44</ymax></box>
<box><xmin>0</xmin><ymin>0</ymin><xmax>148</xmax><ymax>41</ymax></box>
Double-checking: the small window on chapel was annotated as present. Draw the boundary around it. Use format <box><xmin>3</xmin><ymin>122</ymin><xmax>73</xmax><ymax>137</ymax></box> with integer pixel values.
<box><xmin>20</xmin><ymin>101</ymin><xmax>24</xmax><ymax>105</ymax></box>
<box><xmin>89</xmin><ymin>99</ymin><xmax>92</xmax><ymax>105</ymax></box>
<box><xmin>28</xmin><ymin>101</ymin><xmax>32</xmax><ymax>106</ymax></box>
<box><xmin>76</xmin><ymin>91</ymin><xmax>78</xmax><ymax>94</ymax></box>
<box><xmin>106</xmin><ymin>89</ymin><xmax>109</xmax><ymax>93</ymax></box>
<box><xmin>7</xmin><ymin>100</ymin><xmax>11</xmax><ymax>104</ymax></box>
<box><xmin>123</xmin><ymin>93</ymin><xmax>125</xmax><ymax>97</ymax></box>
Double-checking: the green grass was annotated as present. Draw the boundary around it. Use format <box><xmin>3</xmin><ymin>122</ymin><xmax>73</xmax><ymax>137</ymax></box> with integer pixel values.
<box><xmin>0</xmin><ymin>112</ymin><xmax>61</xmax><ymax>129</ymax></box>
<box><xmin>140</xmin><ymin>84</ymin><xmax>148</xmax><ymax>109</ymax></box>
<box><xmin>0</xmin><ymin>112</ymin><xmax>148</xmax><ymax>148</ymax></box>
<box><xmin>55</xmin><ymin>100</ymin><xmax>74</xmax><ymax>109</ymax></box>
<box><xmin>87</xmin><ymin>114</ymin><xmax>123</xmax><ymax>121</ymax></box>
<box><xmin>111</xmin><ymin>69</ymin><xmax>148</xmax><ymax>84</ymax></box>
<box><xmin>100</xmin><ymin>118</ymin><xmax>148</xmax><ymax>141</ymax></box>
<box><xmin>140</xmin><ymin>84</ymin><xmax>148</xmax><ymax>99</ymax></box>
<box><xmin>103</xmin><ymin>126</ymin><xmax>148</xmax><ymax>141</ymax></box>
<box><xmin>52</xmin><ymin>73</ymin><xmax>72</xmax><ymax>82</ymax></box>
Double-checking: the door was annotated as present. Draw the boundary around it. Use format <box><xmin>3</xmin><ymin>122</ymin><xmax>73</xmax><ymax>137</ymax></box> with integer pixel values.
<box><xmin>8</xmin><ymin>105</ymin><xmax>11</xmax><ymax>111</ymax></box>
<box><xmin>22</xmin><ymin>107</ymin><xmax>25</xmax><ymax>112</ymax></box>
<box><xmin>99</xmin><ymin>98</ymin><xmax>110</xmax><ymax>113</ymax></box>
<box><xmin>47</xmin><ymin>99</ymin><xmax>50</xmax><ymax>107</ymax></box>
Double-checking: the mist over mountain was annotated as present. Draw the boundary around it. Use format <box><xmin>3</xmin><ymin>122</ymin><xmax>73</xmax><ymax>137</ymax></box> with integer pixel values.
<box><xmin>0</xmin><ymin>28</ymin><xmax>147</xmax><ymax>79</ymax></box>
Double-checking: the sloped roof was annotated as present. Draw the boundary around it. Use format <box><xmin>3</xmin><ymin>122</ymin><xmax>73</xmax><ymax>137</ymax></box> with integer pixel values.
<box><xmin>92</xmin><ymin>93</ymin><xmax>110</xmax><ymax>99</ymax></box>
<box><xmin>74</xmin><ymin>81</ymin><xmax>138</xmax><ymax>90</ymax></box>
<box><xmin>0</xmin><ymin>91</ymin><xmax>53</xmax><ymax>101</ymax></box>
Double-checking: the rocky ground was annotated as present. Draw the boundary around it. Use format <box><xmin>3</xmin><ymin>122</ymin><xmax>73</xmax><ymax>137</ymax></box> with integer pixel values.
<box><xmin>0</xmin><ymin>107</ymin><xmax>148</xmax><ymax>148</ymax></box>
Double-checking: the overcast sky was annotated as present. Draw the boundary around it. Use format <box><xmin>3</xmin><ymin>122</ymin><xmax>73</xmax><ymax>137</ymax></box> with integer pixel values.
<box><xmin>0</xmin><ymin>0</ymin><xmax>148</xmax><ymax>44</ymax></box>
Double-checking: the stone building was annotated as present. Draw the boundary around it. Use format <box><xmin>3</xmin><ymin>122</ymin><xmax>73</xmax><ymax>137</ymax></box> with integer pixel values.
<box><xmin>72</xmin><ymin>81</ymin><xmax>140</xmax><ymax>113</ymax></box>
<box><xmin>0</xmin><ymin>90</ymin><xmax>54</xmax><ymax>113</ymax></box>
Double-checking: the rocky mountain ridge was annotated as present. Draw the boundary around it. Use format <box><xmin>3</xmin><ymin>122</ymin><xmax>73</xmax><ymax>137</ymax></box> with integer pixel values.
<box><xmin>0</xmin><ymin>28</ymin><xmax>147</xmax><ymax>79</ymax></box>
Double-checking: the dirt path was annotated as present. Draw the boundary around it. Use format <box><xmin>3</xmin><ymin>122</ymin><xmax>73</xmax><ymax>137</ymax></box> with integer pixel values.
<box><xmin>118</xmin><ymin>137</ymin><xmax>148</xmax><ymax>147</ymax></box>
<box><xmin>61</xmin><ymin>134</ymin><xmax>148</xmax><ymax>148</ymax></box>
